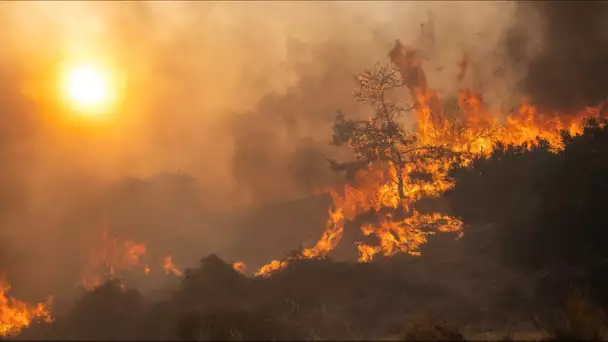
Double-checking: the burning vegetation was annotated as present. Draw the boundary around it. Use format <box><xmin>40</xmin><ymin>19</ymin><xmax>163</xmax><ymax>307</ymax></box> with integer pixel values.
<box><xmin>163</xmin><ymin>254</ymin><xmax>184</xmax><ymax>277</ymax></box>
<box><xmin>0</xmin><ymin>280</ymin><xmax>52</xmax><ymax>337</ymax></box>
<box><xmin>79</xmin><ymin>228</ymin><xmax>185</xmax><ymax>292</ymax></box>
<box><xmin>254</xmin><ymin>40</ymin><xmax>605</xmax><ymax>277</ymax></box>
<box><xmin>4</xmin><ymin>4</ymin><xmax>608</xmax><ymax>339</ymax></box>
<box><xmin>81</xmin><ymin>227</ymin><xmax>149</xmax><ymax>290</ymax></box>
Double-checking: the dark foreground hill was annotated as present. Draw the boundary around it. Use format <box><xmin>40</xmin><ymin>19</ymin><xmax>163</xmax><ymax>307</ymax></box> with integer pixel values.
<box><xmin>11</xmin><ymin>249</ymin><xmax>555</xmax><ymax>341</ymax></box>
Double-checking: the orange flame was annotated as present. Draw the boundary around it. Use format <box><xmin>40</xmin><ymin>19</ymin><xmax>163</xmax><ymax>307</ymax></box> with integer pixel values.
<box><xmin>301</xmin><ymin>204</ymin><xmax>345</xmax><ymax>259</ymax></box>
<box><xmin>255</xmin><ymin>260</ymin><xmax>289</xmax><ymax>277</ymax></box>
<box><xmin>232</xmin><ymin>261</ymin><xmax>247</xmax><ymax>274</ymax></box>
<box><xmin>357</xmin><ymin>211</ymin><xmax>463</xmax><ymax>262</ymax></box>
<box><xmin>256</xmin><ymin>193</ymin><xmax>346</xmax><ymax>276</ymax></box>
<box><xmin>81</xmin><ymin>228</ymin><xmax>148</xmax><ymax>289</ymax></box>
<box><xmin>162</xmin><ymin>254</ymin><xmax>183</xmax><ymax>277</ymax></box>
<box><xmin>255</xmin><ymin>41</ymin><xmax>605</xmax><ymax>276</ymax></box>
<box><xmin>0</xmin><ymin>279</ymin><xmax>53</xmax><ymax>336</ymax></box>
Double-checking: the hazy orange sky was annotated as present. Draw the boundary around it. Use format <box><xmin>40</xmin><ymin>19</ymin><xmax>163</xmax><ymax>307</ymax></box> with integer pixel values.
<box><xmin>2</xmin><ymin>2</ymin><xmax>521</xmax><ymax>192</ymax></box>
<box><xmin>0</xmin><ymin>1</ymin><xmax>532</xmax><ymax>300</ymax></box>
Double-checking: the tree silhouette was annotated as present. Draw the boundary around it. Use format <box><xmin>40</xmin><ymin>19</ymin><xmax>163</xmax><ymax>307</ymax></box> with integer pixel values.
<box><xmin>328</xmin><ymin>63</ymin><xmax>445</xmax><ymax>206</ymax></box>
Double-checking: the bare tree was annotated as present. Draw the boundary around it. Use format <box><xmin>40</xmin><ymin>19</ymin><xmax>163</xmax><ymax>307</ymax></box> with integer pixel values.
<box><xmin>328</xmin><ymin>63</ymin><xmax>444</xmax><ymax>207</ymax></box>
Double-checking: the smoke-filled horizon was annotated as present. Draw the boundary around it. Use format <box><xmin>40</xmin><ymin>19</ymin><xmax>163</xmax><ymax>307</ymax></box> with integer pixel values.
<box><xmin>0</xmin><ymin>1</ymin><xmax>602</xmax><ymax>303</ymax></box>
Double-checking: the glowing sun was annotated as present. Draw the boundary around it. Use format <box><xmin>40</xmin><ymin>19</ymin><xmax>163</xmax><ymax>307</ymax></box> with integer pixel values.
<box><xmin>61</xmin><ymin>63</ymin><xmax>119</xmax><ymax>115</ymax></box>
<box><xmin>68</xmin><ymin>67</ymin><xmax>108</xmax><ymax>105</ymax></box>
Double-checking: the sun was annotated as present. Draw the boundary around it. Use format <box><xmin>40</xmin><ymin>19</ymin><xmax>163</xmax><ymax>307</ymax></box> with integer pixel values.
<box><xmin>68</xmin><ymin>67</ymin><xmax>108</xmax><ymax>106</ymax></box>
<box><xmin>60</xmin><ymin>63</ymin><xmax>119</xmax><ymax>116</ymax></box>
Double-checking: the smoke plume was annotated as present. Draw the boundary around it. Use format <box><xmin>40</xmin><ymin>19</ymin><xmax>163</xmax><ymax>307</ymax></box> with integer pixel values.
<box><xmin>0</xmin><ymin>1</ymin><xmax>541</xmax><ymax>303</ymax></box>
<box><xmin>509</xmin><ymin>1</ymin><xmax>608</xmax><ymax>111</ymax></box>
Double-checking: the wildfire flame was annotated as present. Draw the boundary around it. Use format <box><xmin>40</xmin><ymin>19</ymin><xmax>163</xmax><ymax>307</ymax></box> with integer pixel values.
<box><xmin>232</xmin><ymin>261</ymin><xmax>247</xmax><ymax>274</ymax></box>
<box><xmin>255</xmin><ymin>40</ymin><xmax>605</xmax><ymax>276</ymax></box>
<box><xmin>357</xmin><ymin>211</ymin><xmax>463</xmax><ymax>262</ymax></box>
<box><xmin>162</xmin><ymin>254</ymin><xmax>183</xmax><ymax>277</ymax></box>
<box><xmin>81</xmin><ymin>227</ymin><xmax>149</xmax><ymax>289</ymax></box>
<box><xmin>255</xmin><ymin>260</ymin><xmax>289</xmax><ymax>277</ymax></box>
<box><xmin>0</xmin><ymin>36</ymin><xmax>602</xmax><ymax>339</ymax></box>
<box><xmin>0</xmin><ymin>279</ymin><xmax>53</xmax><ymax>336</ymax></box>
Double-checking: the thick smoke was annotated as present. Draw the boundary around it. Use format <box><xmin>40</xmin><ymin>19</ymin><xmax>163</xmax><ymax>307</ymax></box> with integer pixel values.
<box><xmin>0</xmin><ymin>1</ymin><xmax>523</xmax><ymax>303</ymax></box>
<box><xmin>510</xmin><ymin>1</ymin><xmax>608</xmax><ymax>111</ymax></box>
<box><xmin>229</xmin><ymin>2</ymin><xmax>520</xmax><ymax>204</ymax></box>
